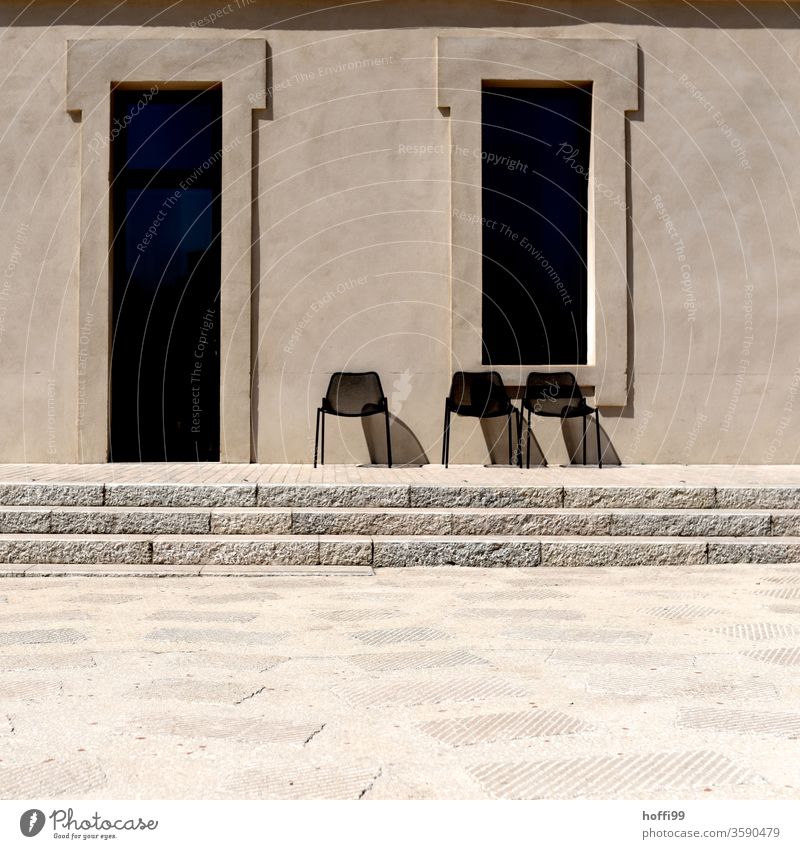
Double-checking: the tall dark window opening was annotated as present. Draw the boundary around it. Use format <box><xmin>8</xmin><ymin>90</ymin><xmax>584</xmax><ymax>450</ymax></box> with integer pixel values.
<box><xmin>481</xmin><ymin>84</ymin><xmax>592</xmax><ymax>365</ymax></box>
<box><xmin>110</xmin><ymin>86</ymin><xmax>222</xmax><ymax>461</ymax></box>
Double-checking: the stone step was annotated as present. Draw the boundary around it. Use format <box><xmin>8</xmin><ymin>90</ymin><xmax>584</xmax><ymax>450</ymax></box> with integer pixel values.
<box><xmin>374</xmin><ymin>536</ymin><xmax>800</xmax><ymax>567</ymax></box>
<box><xmin>0</xmin><ymin>505</ymin><xmax>797</xmax><ymax>537</ymax></box>
<box><xmin>2</xmin><ymin>481</ymin><xmax>800</xmax><ymax>509</ymax></box>
<box><xmin>0</xmin><ymin>563</ymin><xmax>374</xmax><ymax>577</ymax></box>
<box><xmin>0</xmin><ymin>533</ymin><xmax>799</xmax><ymax>567</ymax></box>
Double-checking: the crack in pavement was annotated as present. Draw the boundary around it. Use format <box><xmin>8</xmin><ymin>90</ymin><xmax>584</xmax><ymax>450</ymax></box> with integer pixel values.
<box><xmin>234</xmin><ymin>686</ymin><xmax>267</xmax><ymax>706</ymax></box>
<box><xmin>302</xmin><ymin>723</ymin><xmax>326</xmax><ymax>746</ymax></box>
<box><xmin>357</xmin><ymin>767</ymin><xmax>382</xmax><ymax>799</ymax></box>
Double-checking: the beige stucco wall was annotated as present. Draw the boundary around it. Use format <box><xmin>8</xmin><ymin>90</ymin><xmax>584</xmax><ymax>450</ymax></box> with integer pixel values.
<box><xmin>0</xmin><ymin>1</ymin><xmax>798</xmax><ymax>464</ymax></box>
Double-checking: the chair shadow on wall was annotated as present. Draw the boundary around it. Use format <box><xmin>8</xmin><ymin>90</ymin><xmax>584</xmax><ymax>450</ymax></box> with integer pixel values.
<box><xmin>362</xmin><ymin>414</ymin><xmax>429</xmax><ymax>466</ymax></box>
<box><xmin>361</xmin><ymin>409</ymin><xmax>621</xmax><ymax>466</ymax></box>
<box><xmin>522</xmin><ymin>416</ymin><xmax>621</xmax><ymax>466</ymax></box>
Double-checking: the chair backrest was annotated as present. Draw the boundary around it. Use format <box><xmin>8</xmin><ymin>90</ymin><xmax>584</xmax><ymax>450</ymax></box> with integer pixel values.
<box><xmin>448</xmin><ymin>371</ymin><xmax>511</xmax><ymax>417</ymax></box>
<box><xmin>524</xmin><ymin>371</ymin><xmax>586</xmax><ymax>415</ymax></box>
<box><xmin>323</xmin><ymin>372</ymin><xmax>386</xmax><ymax>416</ymax></box>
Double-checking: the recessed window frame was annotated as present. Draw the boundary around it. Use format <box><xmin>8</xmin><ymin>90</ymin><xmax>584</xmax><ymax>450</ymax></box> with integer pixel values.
<box><xmin>66</xmin><ymin>38</ymin><xmax>266</xmax><ymax>461</ymax></box>
<box><xmin>437</xmin><ymin>36</ymin><xmax>639</xmax><ymax>406</ymax></box>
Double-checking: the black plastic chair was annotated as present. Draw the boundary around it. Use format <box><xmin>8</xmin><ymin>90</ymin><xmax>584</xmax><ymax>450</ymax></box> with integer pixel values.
<box><xmin>442</xmin><ymin>371</ymin><xmax>519</xmax><ymax>467</ymax></box>
<box><xmin>314</xmin><ymin>372</ymin><xmax>392</xmax><ymax>468</ymax></box>
<box><xmin>522</xmin><ymin>371</ymin><xmax>602</xmax><ymax>468</ymax></box>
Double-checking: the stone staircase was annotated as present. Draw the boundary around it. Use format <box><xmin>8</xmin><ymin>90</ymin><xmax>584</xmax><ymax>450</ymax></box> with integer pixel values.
<box><xmin>0</xmin><ymin>478</ymin><xmax>799</xmax><ymax>575</ymax></box>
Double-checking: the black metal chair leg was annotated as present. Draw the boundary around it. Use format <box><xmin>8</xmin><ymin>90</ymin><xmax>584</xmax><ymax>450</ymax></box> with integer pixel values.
<box><xmin>507</xmin><ymin>411</ymin><xmax>513</xmax><ymax>465</ymax></box>
<box><xmin>384</xmin><ymin>409</ymin><xmax>393</xmax><ymax>468</ymax></box>
<box><xmin>526</xmin><ymin>409</ymin><xmax>531</xmax><ymax>469</ymax></box>
<box><xmin>595</xmin><ymin>411</ymin><xmax>602</xmax><ymax>469</ymax></box>
<box><xmin>582</xmin><ymin>414</ymin><xmax>588</xmax><ymax>466</ymax></box>
<box><xmin>441</xmin><ymin>402</ymin><xmax>447</xmax><ymax>465</ymax></box>
<box><xmin>314</xmin><ymin>408</ymin><xmax>321</xmax><ymax>467</ymax></box>
<box><xmin>320</xmin><ymin>410</ymin><xmax>326</xmax><ymax>466</ymax></box>
<box><xmin>443</xmin><ymin>406</ymin><xmax>451</xmax><ymax>468</ymax></box>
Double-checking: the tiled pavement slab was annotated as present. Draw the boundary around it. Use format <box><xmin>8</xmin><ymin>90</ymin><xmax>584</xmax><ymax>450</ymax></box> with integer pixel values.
<box><xmin>144</xmin><ymin>628</ymin><xmax>286</xmax><ymax>646</ymax></box>
<box><xmin>345</xmin><ymin>649</ymin><xmax>490</xmax><ymax>672</ymax></box>
<box><xmin>586</xmin><ymin>672</ymin><xmax>780</xmax><ymax>700</ymax></box>
<box><xmin>500</xmin><ymin>627</ymin><xmax>651</xmax><ymax>645</ymax></box>
<box><xmin>0</xmin><ymin>607</ymin><xmax>92</xmax><ymax>620</ymax></box>
<box><xmin>0</xmin><ymin>652</ymin><xmax>95</xmax><ymax>671</ymax></box>
<box><xmin>677</xmin><ymin>708</ymin><xmax>800</xmax><ymax>736</ymax></box>
<box><xmin>144</xmin><ymin>610</ymin><xmax>259</xmax><ymax>623</ymax></box>
<box><xmin>420</xmin><ymin>710</ymin><xmax>592</xmax><ymax>746</ymax></box>
<box><xmin>0</xmin><ymin>627</ymin><xmax>87</xmax><ymax>645</ymax></box>
<box><xmin>769</xmin><ymin>603</ymin><xmax>800</xmax><ymax>614</ymax></box>
<box><xmin>546</xmin><ymin>649</ymin><xmax>694</xmax><ymax>667</ymax></box>
<box><xmin>638</xmin><ymin>605</ymin><xmax>725</xmax><ymax>620</ymax></box>
<box><xmin>189</xmin><ymin>592</ymin><xmax>280</xmax><ymax>603</ymax></box>
<box><xmin>467</xmin><ymin>751</ymin><xmax>759</xmax><ymax>799</ymax></box>
<box><xmin>126</xmin><ymin>678</ymin><xmax>271</xmax><ymax>705</ymax></box>
<box><xmin>348</xmin><ymin>627</ymin><xmax>451</xmax><ymax>645</ymax></box>
<box><xmin>222</xmin><ymin>763</ymin><xmax>382</xmax><ymax>800</ymax></box>
<box><xmin>709</xmin><ymin>623</ymin><xmax>800</xmax><ymax>640</ymax></box>
<box><xmin>452</xmin><ymin>607</ymin><xmax>584</xmax><ymax>621</ymax></box>
<box><xmin>458</xmin><ymin>589</ymin><xmax>570</xmax><ymax>601</ymax></box>
<box><xmin>1</xmin><ymin>566</ymin><xmax>799</xmax><ymax>800</ymax></box>
<box><xmin>2</xmin><ymin>758</ymin><xmax>107</xmax><ymax>797</ymax></box>
<box><xmin>0</xmin><ymin>680</ymin><xmax>64</xmax><ymax>700</ymax></box>
<box><xmin>131</xmin><ymin>652</ymin><xmax>287</xmax><ymax>673</ymax></box>
<box><xmin>335</xmin><ymin>676</ymin><xmax>528</xmax><ymax>708</ymax></box>
<box><xmin>756</xmin><ymin>587</ymin><xmax>800</xmax><ymax>599</ymax></box>
<box><xmin>759</xmin><ymin>575</ymin><xmax>800</xmax><ymax>585</ymax></box>
<box><xmin>123</xmin><ymin>716</ymin><xmax>325</xmax><ymax>745</ymax></box>
<box><xmin>744</xmin><ymin>647</ymin><xmax>800</xmax><ymax>666</ymax></box>
<box><xmin>312</xmin><ymin>608</ymin><xmax>400</xmax><ymax>622</ymax></box>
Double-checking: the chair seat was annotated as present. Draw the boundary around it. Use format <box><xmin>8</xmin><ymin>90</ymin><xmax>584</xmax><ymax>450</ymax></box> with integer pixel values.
<box><xmin>322</xmin><ymin>400</ymin><xmax>385</xmax><ymax>416</ymax></box>
<box><xmin>528</xmin><ymin>402</ymin><xmax>595</xmax><ymax>418</ymax></box>
<box><xmin>451</xmin><ymin>403</ymin><xmax>514</xmax><ymax>419</ymax></box>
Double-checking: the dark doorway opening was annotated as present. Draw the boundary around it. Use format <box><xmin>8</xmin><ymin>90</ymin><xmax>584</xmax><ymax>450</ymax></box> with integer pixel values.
<box><xmin>110</xmin><ymin>86</ymin><xmax>221</xmax><ymax>461</ymax></box>
<box><xmin>481</xmin><ymin>84</ymin><xmax>592</xmax><ymax>365</ymax></box>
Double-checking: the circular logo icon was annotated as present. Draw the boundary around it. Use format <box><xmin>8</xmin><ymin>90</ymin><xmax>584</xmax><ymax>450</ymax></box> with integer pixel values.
<box><xmin>19</xmin><ymin>809</ymin><xmax>45</xmax><ymax>837</ymax></box>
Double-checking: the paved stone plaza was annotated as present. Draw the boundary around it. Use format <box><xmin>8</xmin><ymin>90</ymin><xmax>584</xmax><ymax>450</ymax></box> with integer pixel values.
<box><xmin>1</xmin><ymin>565</ymin><xmax>799</xmax><ymax>800</ymax></box>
